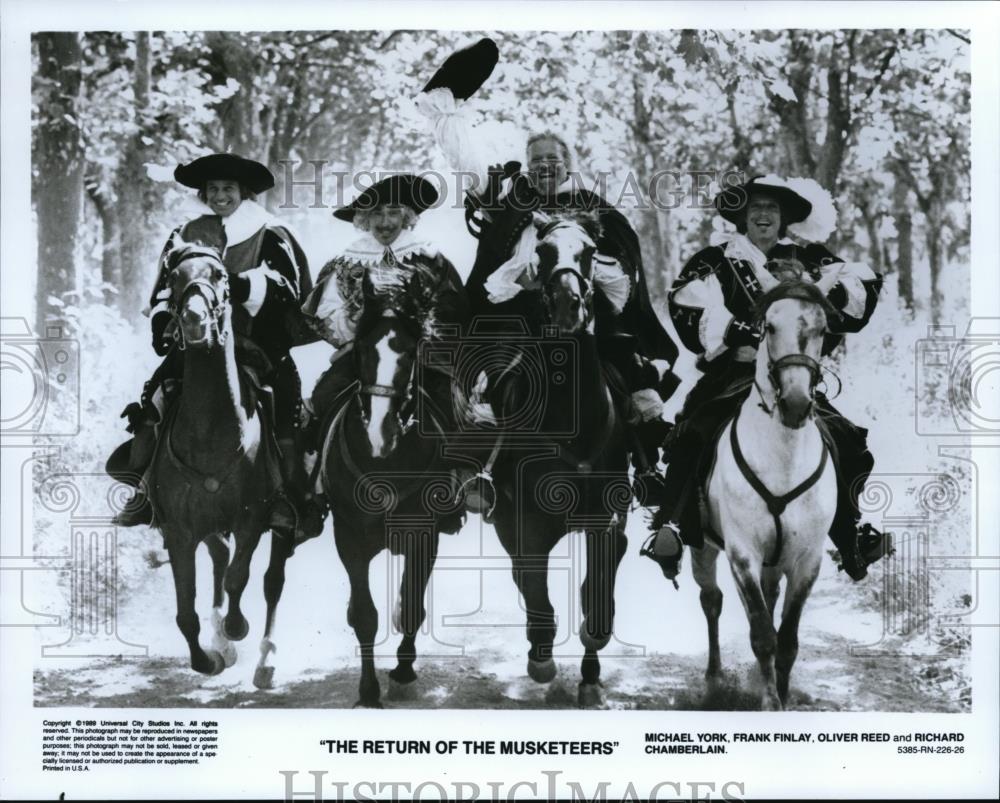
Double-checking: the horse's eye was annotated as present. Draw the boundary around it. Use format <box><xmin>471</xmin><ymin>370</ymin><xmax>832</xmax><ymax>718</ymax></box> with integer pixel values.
<box><xmin>765</xmin><ymin>322</ymin><xmax>776</xmax><ymax>335</ymax></box>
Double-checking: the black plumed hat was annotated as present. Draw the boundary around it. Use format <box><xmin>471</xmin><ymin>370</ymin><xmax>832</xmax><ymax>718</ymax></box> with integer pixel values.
<box><xmin>174</xmin><ymin>153</ymin><xmax>275</xmax><ymax>194</ymax></box>
<box><xmin>421</xmin><ymin>37</ymin><xmax>500</xmax><ymax>100</ymax></box>
<box><xmin>333</xmin><ymin>175</ymin><xmax>440</xmax><ymax>222</ymax></box>
<box><xmin>714</xmin><ymin>175</ymin><xmax>812</xmax><ymax>225</ymax></box>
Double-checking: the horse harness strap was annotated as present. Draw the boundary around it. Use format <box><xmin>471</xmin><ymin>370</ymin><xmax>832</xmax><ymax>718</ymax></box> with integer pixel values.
<box><xmin>729</xmin><ymin>409</ymin><xmax>829</xmax><ymax>567</ymax></box>
<box><xmin>163</xmin><ymin>404</ymin><xmax>248</xmax><ymax>494</ymax></box>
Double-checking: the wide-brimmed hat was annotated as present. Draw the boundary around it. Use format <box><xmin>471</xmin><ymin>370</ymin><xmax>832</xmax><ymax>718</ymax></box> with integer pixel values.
<box><xmin>714</xmin><ymin>175</ymin><xmax>812</xmax><ymax>226</ymax></box>
<box><xmin>174</xmin><ymin>153</ymin><xmax>275</xmax><ymax>194</ymax></box>
<box><xmin>333</xmin><ymin>175</ymin><xmax>440</xmax><ymax>222</ymax></box>
<box><xmin>421</xmin><ymin>37</ymin><xmax>500</xmax><ymax>100</ymax></box>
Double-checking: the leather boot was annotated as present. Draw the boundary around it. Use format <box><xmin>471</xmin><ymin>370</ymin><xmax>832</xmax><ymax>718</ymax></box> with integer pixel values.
<box><xmin>112</xmin><ymin>408</ymin><xmax>157</xmax><ymax>527</ymax></box>
<box><xmin>275</xmin><ymin>437</ymin><xmax>327</xmax><ymax>545</ymax></box>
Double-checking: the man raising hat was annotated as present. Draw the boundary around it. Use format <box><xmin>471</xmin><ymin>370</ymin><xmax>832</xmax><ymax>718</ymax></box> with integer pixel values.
<box><xmin>643</xmin><ymin>174</ymin><xmax>892</xmax><ymax>583</ymax></box>
<box><xmin>414</xmin><ymin>38</ymin><xmax>680</xmax><ymax>513</ymax></box>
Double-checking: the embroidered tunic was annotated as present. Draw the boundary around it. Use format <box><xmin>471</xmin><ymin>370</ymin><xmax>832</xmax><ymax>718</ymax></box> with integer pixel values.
<box><xmin>301</xmin><ymin>231</ymin><xmax>468</xmax><ymax>350</ymax></box>
<box><xmin>669</xmin><ymin>234</ymin><xmax>882</xmax><ymax>369</ymax></box>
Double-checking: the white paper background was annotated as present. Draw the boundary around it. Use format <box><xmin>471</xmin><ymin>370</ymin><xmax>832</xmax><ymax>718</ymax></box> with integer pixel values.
<box><xmin>2</xmin><ymin>1</ymin><xmax>998</xmax><ymax>800</ymax></box>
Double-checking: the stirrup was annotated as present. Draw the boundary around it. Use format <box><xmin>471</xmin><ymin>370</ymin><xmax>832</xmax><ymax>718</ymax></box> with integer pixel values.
<box><xmin>457</xmin><ymin>471</ymin><xmax>496</xmax><ymax>522</ymax></box>
<box><xmin>640</xmin><ymin>523</ymin><xmax>683</xmax><ymax>589</ymax></box>
<box><xmin>112</xmin><ymin>491</ymin><xmax>153</xmax><ymax>527</ymax></box>
<box><xmin>837</xmin><ymin>524</ymin><xmax>894</xmax><ymax>581</ymax></box>
<box><xmin>859</xmin><ymin>523</ymin><xmax>894</xmax><ymax>564</ymax></box>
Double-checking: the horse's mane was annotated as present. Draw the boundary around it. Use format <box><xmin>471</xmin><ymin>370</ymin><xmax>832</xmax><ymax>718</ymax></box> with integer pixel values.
<box><xmin>753</xmin><ymin>280</ymin><xmax>839</xmax><ymax>323</ymax></box>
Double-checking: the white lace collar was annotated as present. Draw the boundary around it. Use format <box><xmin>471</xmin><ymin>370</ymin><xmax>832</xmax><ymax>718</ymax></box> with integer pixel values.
<box><xmin>722</xmin><ymin>233</ymin><xmax>795</xmax><ymax>269</ymax></box>
<box><xmin>187</xmin><ymin>199</ymin><xmax>277</xmax><ymax>247</ymax></box>
<box><xmin>340</xmin><ymin>230</ymin><xmax>435</xmax><ymax>266</ymax></box>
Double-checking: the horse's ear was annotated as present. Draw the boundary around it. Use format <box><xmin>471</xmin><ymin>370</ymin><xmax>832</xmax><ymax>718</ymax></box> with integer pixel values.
<box><xmin>165</xmin><ymin>235</ymin><xmax>191</xmax><ymax>270</ymax></box>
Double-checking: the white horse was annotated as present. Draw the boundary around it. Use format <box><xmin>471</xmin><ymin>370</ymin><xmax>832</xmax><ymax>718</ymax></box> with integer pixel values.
<box><xmin>693</xmin><ymin>280</ymin><xmax>838</xmax><ymax>711</ymax></box>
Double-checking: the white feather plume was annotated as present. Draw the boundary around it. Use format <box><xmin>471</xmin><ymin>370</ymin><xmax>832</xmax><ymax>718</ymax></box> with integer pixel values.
<box><xmin>785</xmin><ymin>176</ymin><xmax>838</xmax><ymax>242</ymax></box>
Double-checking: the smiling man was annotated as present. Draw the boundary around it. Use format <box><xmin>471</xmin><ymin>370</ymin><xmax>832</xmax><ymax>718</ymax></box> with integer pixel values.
<box><xmin>643</xmin><ymin>174</ymin><xmax>892</xmax><ymax>584</ymax></box>
<box><xmin>107</xmin><ymin>152</ymin><xmax>324</xmax><ymax>545</ymax></box>
<box><xmin>415</xmin><ymin>38</ymin><xmax>680</xmax><ymax>515</ymax></box>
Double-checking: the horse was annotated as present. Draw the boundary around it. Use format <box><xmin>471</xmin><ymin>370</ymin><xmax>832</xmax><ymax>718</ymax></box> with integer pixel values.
<box><xmin>692</xmin><ymin>280</ymin><xmax>837</xmax><ymax>710</ymax></box>
<box><xmin>146</xmin><ymin>243</ymin><xmax>296</xmax><ymax>688</ymax></box>
<box><xmin>321</xmin><ymin>309</ymin><xmax>463</xmax><ymax>708</ymax></box>
<box><xmin>486</xmin><ymin>214</ymin><xmax>632</xmax><ymax>707</ymax></box>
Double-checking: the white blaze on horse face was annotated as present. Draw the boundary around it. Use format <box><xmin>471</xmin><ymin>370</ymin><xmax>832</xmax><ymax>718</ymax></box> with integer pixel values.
<box><xmin>542</xmin><ymin>225</ymin><xmax>595</xmax><ymax>334</ymax></box>
<box><xmin>365</xmin><ymin>333</ymin><xmax>398</xmax><ymax>458</ymax></box>
<box><xmin>762</xmin><ymin>298</ymin><xmax>825</xmax><ymax>428</ymax></box>
<box><xmin>180</xmin><ymin>290</ymin><xmax>213</xmax><ymax>346</ymax></box>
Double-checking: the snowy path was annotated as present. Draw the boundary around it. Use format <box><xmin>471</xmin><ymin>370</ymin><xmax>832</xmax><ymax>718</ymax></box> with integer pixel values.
<box><xmin>33</xmin><ymin>513</ymin><xmax>969</xmax><ymax>712</ymax></box>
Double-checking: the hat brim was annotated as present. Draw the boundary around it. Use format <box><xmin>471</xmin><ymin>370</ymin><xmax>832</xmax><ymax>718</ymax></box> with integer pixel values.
<box><xmin>174</xmin><ymin>154</ymin><xmax>275</xmax><ymax>194</ymax></box>
<box><xmin>334</xmin><ymin>175</ymin><xmax>440</xmax><ymax>222</ymax></box>
<box><xmin>715</xmin><ymin>180</ymin><xmax>812</xmax><ymax>225</ymax></box>
<box><xmin>421</xmin><ymin>37</ymin><xmax>500</xmax><ymax>101</ymax></box>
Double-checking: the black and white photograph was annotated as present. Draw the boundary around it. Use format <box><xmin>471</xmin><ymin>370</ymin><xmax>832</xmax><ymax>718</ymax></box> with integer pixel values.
<box><xmin>2</xmin><ymin>1</ymin><xmax>998</xmax><ymax>800</ymax></box>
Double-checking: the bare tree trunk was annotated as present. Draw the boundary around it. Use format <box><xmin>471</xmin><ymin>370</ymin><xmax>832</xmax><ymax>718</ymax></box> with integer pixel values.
<box><xmin>893</xmin><ymin>179</ymin><xmax>914</xmax><ymax>312</ymax></box>
<box><xmin>85</xmin><ymin>180</ymin><xmax>122</xmax><ymax>306</ymax></box>
<box><xmin>857</xmin><ymin>195</ymin><xmax>883</xmax><ymax>273</ymax></box>
<box><xmin>116</xmin><ymin>32</ymin><xmax>152</xmax><ymax>320</ymax></box>
<box><xmin>769</xmin><ymin>31</ymin><xmax>817</xmax><ymax>177</ymax></box>
<box><xmin>926</xmin><ymin>231</ymin><xmax>942</xmax><ymax>324</ymax></box>
<box><xmin>34</xmin><ymin>33</ymin><xmax>84</xmax><ymax>332</ymax></box>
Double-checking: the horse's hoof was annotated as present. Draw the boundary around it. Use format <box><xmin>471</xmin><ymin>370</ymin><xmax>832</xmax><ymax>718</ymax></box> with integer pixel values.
<box><xmin>193</xmin><ymin>650</ymin><xmax>226</xmax><ymax>676</ymax></box>
<box><xmin>527</xmin><ymin>657</ymin><xmax>557</xmax><ymax>684</ymax></box>
<box><xmin>224</xmin><ymin>614</ymin><xmax>250</xmax><ymax>641</ymax></box>
<box><xmin>580</xmin><ymin>629</ymin><xmax>612</xmax><ymax>652</ymax></box>
<box><xmin>387</xmin><ymin>678</ymin><xmax>418</xmax><ymax>702</ymax></box>
<box><xmin>253</xmin><ymin>665</ymin><xmax>275</xmax><ymax>690</ymax></box>
<box><xmin>219</xmin><ymin>642</ymin><xmax>238</xmax><ymax>668</ymax></box>
<box><xmin>578</xmin><ymin>681</ymin><xmax>606</xmax><ymax>709</ymax></box>
<box><xmin>352</xmin><ymin>699</ymin><xmax>384</xmax><ymax>709</ymax></box>
<box><xmin>761</xmin><ymin>695</ymin><xmax>783</xmax><ymax>712</ymax></box>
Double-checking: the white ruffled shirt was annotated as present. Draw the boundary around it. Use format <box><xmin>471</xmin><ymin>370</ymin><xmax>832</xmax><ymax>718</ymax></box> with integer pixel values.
<box><xmin>673</xmin><ymin>233</ymin><xmax>875</xmax><ymax>362</ymax></box>
<box><xmin>312</xmin><ymin>230</ymin><xmax>435</xmax><ymax>347</ymax></box>
<box><xmin>416</xmin><ymin>88</ymin><xmax>630</xmax><ymax>313</ymax></box>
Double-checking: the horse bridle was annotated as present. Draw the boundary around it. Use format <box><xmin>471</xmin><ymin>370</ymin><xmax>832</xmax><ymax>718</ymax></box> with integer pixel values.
<box><xmin>355</xmin><ymin>322</ymin><xmax>418</xmax><ymax>436</ymax></box>
<box><xmin>539</xmin><ymin>232</ymin><xmax>596</xmax><ymax>324</ymax></box>
<box><xmin>168</xmin><ymin>251</ymin><xmax>230</xmax><ymax>350</ymax></box>
<box><xmin>755</xmin><ymin>329</ymin><xmax>823</xmax><ymax>416</ymax></box>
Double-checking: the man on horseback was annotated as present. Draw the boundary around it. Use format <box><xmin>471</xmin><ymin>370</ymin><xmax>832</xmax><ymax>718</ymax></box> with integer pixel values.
<box><xmin>300</xmin><ymin>174</ymin><xmax>469</xmax><ymax>533</ymax></box>
<box><xmin>644</xmin><ymin>174</ymin><xmax>893</xmax><ymax>583</ymax></box>
<box><xmin>109</xmin><ymin>153</ymin><xmax>325</xmax><ymax>543</ymax></box>
<box><xmin>415</xmin><ymin>38</ymin><xmax>680</xmax><ymax>513</ymax></box>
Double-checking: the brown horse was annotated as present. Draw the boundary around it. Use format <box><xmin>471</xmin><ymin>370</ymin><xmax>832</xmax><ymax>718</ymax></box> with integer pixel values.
<box><xmin>487</xmin><ymin>215</ymin><xmax>632</xmax><ymax>707</ymax></box>
<box><xmin>321</xmin><ymin>311</ymin><xmax>463</xmax><ymax>707</ymax></box>
<box><xmin>147</xmin><ymin>243</ymin><xmax>295</xmax><ymax>688</ymax></box>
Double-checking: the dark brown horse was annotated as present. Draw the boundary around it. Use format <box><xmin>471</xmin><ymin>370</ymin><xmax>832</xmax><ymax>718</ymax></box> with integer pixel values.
<box><xmin>321</xmin><ymin>311</ymin><xmax>462</xmax><ymax>707</ymax></box>
<box><xmin>147</xmin><ymin>243</ymin><xmax>295</xmax><ymax>688</ymax></box>
<box><xmin>487</xmin><ymin>216</ymin><xmax>632</xmax><ymax>707</ymax></box>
